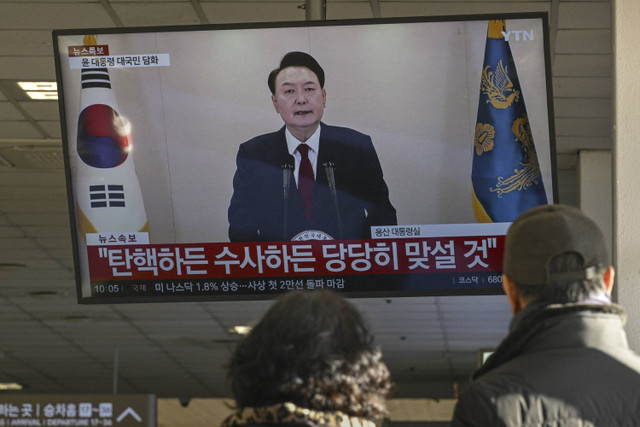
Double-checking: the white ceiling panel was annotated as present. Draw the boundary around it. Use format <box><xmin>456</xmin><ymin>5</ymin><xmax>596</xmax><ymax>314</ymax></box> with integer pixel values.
<box><xmin>0</xmin><ymin>3</ymin><xmax>114</xmax><ymax>30</ymax></box>
<box><xmin>201</xmin><ymin>2</ymin><xmax>305</xmax><ymax>23</ymax></box>
<box><xmin>0</xmin><ymin>121</ymin><xmax>45</xmax><ymax>138</ymax></box>
<box><xmin>0</xmin><ymin>30</ymin><xmax>54</xmax><ymax>56</ymax></box>
<box><xmin>0</xmin><ymin>247</ymin><xmax>52</xmax><ymax>260</ymax></box>
<box><xmin>0</xmin><ymin>237</ymin><xmax>40</xmax><ymax>250</ymax></box>
<box><xmin>557</xmin><ymin>1</ymin><xmax>610</xmax><ymax>28</ymax></box>
<box><xmin>0</xmin><ymin>170</ymin><xmax>66</xmax><ymax>186</ymax></box>
<box><xmin>111</xmin><ymin>0</ymin><xmax>195</xmax><ymax>2</ymax></box>
<box><xmin>18</xmin><ymin>101</ymin><xmax>61</xmax><ymax>121</ymax></box>
<box><xmin>326</xmin><ymin>3</ymin><xmax>375</xmax><ymax>19</ymax></box>
<box><xmin>0</xmin><ymin>102</ymin><xmax>23</xmax><ymax>120</ymax></box>
<box><xmin>33</xmin><ymin>237</ymin><xmax>73</xmax><ymax>250</ymax></box>
<box><xmin>377</xmin><ymin>0</ymin><xmax>555</xmax><ymax>2</ymax></box>
<box><xmin>116</xmin><ymin>302</ymin><xmax>215</xmax><ymax>317</ymax></box>
<box><xmin>132</xmin><ymin>322</ymin><xmax>226</xmax><ymax>338</ymax></box>
<box><xmin>0</xmin><ymin>277</ymin><xmax>73</xmax><ymax>289</ymax></box>
<box><xmin>2</xmin><ymin>260</ymin><xmax>66</xmax><ymax>270</ymax></box>
<box><xmin>555</xmin><ymin>98</ymin><xmax>611</xmax><ymax>118</ymax></box>
<box><xmin>0</xmin><ymin>225</ymin><xmax>23</xmax><ymax>237</ymax></box>
<box><xmin>555</xmin><ymin>117</ymin><xmax>610</xmax><ymax>137</ymax></box>
<box><xmin>22</xmin><ymin>225</ymin><xmax>72</xmax><ymax>238</ymax></box>
<box><xmin>553</xmin><ymin>76</ymin><xmax>611</xmax><ymax>98</ymax></box>
<box><xmin>555</xmin><ymin>29</ymin><xmax>611</xmax><ymax>54</ymax></box>
<box><xmin>1</xmin><ymin>199</ymin><xmax>68</xmax><ymax>213</ymax></box>
<box><xmin>70</xmin><ymin>333</ymin><xmax>155</xmax><ymax>346</ymax></box>
<box><xmin>4</xmin><ymin>212</ymin><xmax>70</xmax><ymax>226</ymax></box>
<box><xmin>557</xmin><ymin>135</ymin><xmax>611</xmax><ymax>151</ymax></box>
<box><xmin>0</xmin><ymin>57</ymin><xmax>58</xmax><ymax>80</ymax></box>
<box><xmin>0</xmin><ymin>297</ymin><xmax>76</xmax><ymax>310</ymax></box>
<box><xmin>380</xmin><ymin>2</ymin><xmax>550</xmax><ymax>17</ymax></box>
<box><xmin>553</xmin><ymin>54</ymin><xmax>611</xmax><ymax>77</ymax></box>
<box><xmin>0</xmin><ymin>185</ymin><xmax>68</xmax><ymax>200</ymax></box>
<box><xmin>112</xmin><ymin>2</ymin><xmax>203</xmax><ymax>26</ymax></box>
<box><xmin>35</xmin><ymin>121</ymin><xmax>63</xmax><ymax>138</ymax></box>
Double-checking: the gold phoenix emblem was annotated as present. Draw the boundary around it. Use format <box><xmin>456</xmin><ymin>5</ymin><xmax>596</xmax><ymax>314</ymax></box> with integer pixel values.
<box><xmin>490</xmin><ymin>115</ymin><xmax>543</xmax><ymax>197</ymax></box>
<box><xmin>481</xmin><ymin>60</ymin><xmax>520</xmax><ymax>109</ymax></box>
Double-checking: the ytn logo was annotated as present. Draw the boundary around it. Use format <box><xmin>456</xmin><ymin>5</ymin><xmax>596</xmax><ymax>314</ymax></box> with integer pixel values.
<box><xmin>501</xmin><ymin>30</ymin><xmax>534</xmax><ymax>41</ymax></box>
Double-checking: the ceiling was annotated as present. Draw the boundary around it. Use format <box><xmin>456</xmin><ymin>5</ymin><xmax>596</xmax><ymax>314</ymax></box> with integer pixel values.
<box><xmin>0</xmin><ymin>0</ymin><xmax>611</xmax><ymax>403</ymax></box>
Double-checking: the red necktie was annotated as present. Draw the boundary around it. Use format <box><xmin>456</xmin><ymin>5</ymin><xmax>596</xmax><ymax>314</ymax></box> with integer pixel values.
<box><xmin>297</xmin><ymin>144</ymin><xmax>314</xmax><ymax>221</ymax></box>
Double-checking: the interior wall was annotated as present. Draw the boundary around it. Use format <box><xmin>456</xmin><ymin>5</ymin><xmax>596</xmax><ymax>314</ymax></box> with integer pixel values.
<box><xmin>613</xmin><ymin>0</ymin><xmax>640</xmax><ymax>350</ymax></box>
<box><xmin>578</xmin><ymin>150</ymin><xmax>612</xmax><ymax>262</ymax></box>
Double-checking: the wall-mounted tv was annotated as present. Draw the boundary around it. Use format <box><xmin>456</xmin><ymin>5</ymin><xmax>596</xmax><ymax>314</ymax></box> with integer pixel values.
<box><xmin>53</xmin><ymin>12</ymin><xmax>557</xmax><ymax>303</ymax></box>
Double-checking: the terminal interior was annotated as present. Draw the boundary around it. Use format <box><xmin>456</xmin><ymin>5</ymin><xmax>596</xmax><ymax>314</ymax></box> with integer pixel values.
<box><xmin>0</xmin><ymin>0</ymin><xmax>612</xmax><ymax>424</ymax></box>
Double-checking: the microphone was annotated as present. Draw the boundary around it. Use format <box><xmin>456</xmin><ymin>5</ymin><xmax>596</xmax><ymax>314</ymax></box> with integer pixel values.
<box><xmin>281</xmin><ymin>162</ymin><xmax>294</xmax><ymax>240</ymax></box>
<box><xmin>282</xmin><ymin>163</ymin><xmax>294</xmax><ymax>200</ymax></box>
<box><xmin>323</xmin><ymin>161</ymin><xmax>343</xmax><ymax>239</ymax></box>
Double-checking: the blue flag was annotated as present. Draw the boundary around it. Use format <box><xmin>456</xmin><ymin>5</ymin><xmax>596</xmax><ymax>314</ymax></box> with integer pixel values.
<box><xmin>472</xmin><ymin>20</ymin><xmax>548</xmax><ymax>223</ymax></box>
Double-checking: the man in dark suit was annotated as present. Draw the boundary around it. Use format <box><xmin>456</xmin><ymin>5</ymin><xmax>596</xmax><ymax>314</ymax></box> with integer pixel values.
<box><xmin>228</xmin><ymin>51</ymin><xmax>397</xmax><ymax>242</ymax></box>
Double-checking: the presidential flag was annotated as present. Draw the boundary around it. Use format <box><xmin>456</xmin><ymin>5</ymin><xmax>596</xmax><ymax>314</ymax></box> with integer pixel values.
<box><xmin>471</xmin><ymin>20</ymin><xmax>548</xmax><ymax>223</ymax></box>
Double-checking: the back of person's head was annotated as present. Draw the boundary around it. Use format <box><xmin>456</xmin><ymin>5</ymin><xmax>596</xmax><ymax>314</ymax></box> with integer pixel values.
<box><xmin>227</xmin><ymin>290</ymin><xmax>392</xmax><ymax>420</ymax></box>
<box><xmin>503</xmin><ymin>204</ymin><xmax>610</xmax><ymax>304</ymax></box>
<box><xmin>268</xmin><ymin>51</ymin><xmax>325</xmax><ymax>94</ymax></box>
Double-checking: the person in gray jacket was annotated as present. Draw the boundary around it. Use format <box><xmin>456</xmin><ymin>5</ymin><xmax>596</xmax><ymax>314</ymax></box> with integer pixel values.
<box><xmin>452</xmin><ymin>204</ymin><xmax>640</xmax><ymax>426</ymax></box>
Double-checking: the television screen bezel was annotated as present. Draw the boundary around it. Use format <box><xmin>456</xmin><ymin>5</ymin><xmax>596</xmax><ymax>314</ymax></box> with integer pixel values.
<box><xmin>53</xmin><ymin>11</ymin><xmax>558</xmax><ymax>304</ymax></box>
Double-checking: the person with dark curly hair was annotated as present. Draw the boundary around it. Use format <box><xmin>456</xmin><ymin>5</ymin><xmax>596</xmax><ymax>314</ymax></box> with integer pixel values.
<box><xmin>220</xmin><ymin>290</ymin><xmax>393</xmax><ymax>427</ymax></box>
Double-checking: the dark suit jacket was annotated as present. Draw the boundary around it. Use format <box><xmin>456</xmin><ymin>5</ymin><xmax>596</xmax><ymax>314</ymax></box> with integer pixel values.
<box><xmin>228</xmin><ymin>123</ymin><xmax>397</xmax><ymax>242</ymax></box>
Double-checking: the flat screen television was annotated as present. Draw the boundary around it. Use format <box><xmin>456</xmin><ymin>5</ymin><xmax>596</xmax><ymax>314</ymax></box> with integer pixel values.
<box><xmin>53</xmin><ymin>12</ymin><xmax>557</xmax><ymax>303</ymax></box>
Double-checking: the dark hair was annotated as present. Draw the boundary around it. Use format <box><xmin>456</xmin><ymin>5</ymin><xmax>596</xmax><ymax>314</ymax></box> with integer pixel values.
<box><xmin>515</xmin><ymin>251</ymin><xmax>608</xmax><ymax>304</ymax></box>
<box><xmin>268</xmin><ymin>51</ymin><xmax>325</xmax><ymax>94</ymax></box>
<box><xmin>227</xmin><ymin>290</ymin><xmax>392</xmax><ymax>420</ymax></box>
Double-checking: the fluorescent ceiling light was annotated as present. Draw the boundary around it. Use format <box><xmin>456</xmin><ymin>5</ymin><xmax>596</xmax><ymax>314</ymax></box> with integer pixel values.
<box><xmin>229</xmin><ymin>325</ymin><xmax>252</xmax><ymax>335</ymax></box>
<box><xmin>18</xmin><ymin>81</ymin><xmax>58</xmax><ymax>100</ymax></box>
<box><xmin>26</xmin><ymin>91</ymin><xmax>58</xmax><ymax>100</ymax></box>
<box><xmin>0</xmin><ymin>382</ymin><xmax>23</xmax><ymax>390</ymax></box>
<box><xmin>18</xmin><ymin>82</ymin><xmax>57</xmax><ymax>91</ymax></box>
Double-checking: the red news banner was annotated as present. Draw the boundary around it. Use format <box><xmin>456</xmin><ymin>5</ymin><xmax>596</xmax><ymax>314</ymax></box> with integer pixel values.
<box><xmin>87</xmin><ymin>235</ymin><xmax>506</xmax><ymax>297</ymax></box>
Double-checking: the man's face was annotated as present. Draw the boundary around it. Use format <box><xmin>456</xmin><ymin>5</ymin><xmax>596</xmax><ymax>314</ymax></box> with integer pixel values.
<box><xmin>271</xmin><ymin>66</ymin><xmax>326</xmax><ymax>141</ymax></box>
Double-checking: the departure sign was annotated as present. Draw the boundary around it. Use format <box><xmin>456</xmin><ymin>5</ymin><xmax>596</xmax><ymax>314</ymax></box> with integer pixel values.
<box><xmin>0</xmin><ymin>394</ymin><xmax>155</xmax><ymax>426</ymax></box>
